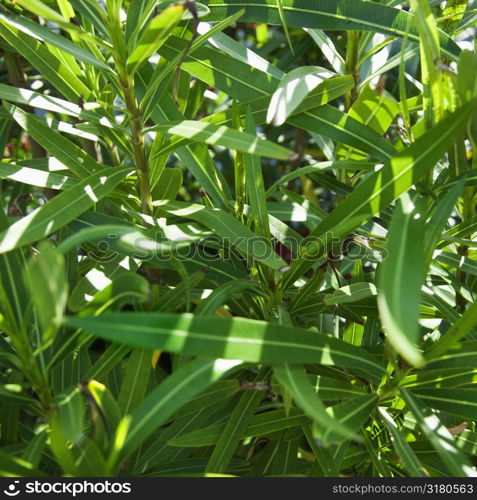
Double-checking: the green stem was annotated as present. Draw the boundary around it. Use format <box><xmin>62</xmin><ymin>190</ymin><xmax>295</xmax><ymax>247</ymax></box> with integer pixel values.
<box><xmin>121</xmin><ymin>76</ymin><xmax>153</xmax><ymax>215</ymax></box>
<box><xmin>108</xmin><ymin>8</ymin><xmax>152</xmax><ymax>215</ymax></box>
<box><xmin>345</xmin><ymin>31</ymin><xmax>361</xmax><ymax>109</ymax></box>
<box><xmin>7</xmin><ymin>324</ymin><xmax>53</xmax><ymax>412</ymax></box>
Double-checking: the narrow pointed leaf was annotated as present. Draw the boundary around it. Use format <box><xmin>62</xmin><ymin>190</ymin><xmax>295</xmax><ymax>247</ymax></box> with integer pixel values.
<box><xmin>64</xmin><ymin>312</ymin><xmax>386</xmax><ymax>382</ymax></box>
<box><xmin>148</xmin><ymin>120</ymin><xmax>292</xmax><ymax>160</ymax></box>
<box><xmin>6</xmin><ymin>104</ymin><xmax>103</xmax><ymax>177</ymax></box>
<box><xmin>204</xmin><ymin>0</ymin><xmax>460</xmax><ymax>59</ymax></box>
<box><xmin>378</xmin><ymin>192</ymin><xmax>426</xmax><ymax>367</ymax></box>
<box><xmin>267</xmin><ymin>66</ymin><xmax>334</xmax><ymax>126</ymax></box>
<box><xmin>122</xmin><ymin>358</ymin><xmax>242</xmax><ymax>458</ymax></box>
<box><xmin>400</xmin><ymin>388</ymin><xmax>477</xmax><ymax>477</ymax></box>
<box><xmin>274</xmin><ymin>364</ymin><xmax>360</xmax><ymax>443</ymax></box>
<box><xmin>0</xmin><ymin>168</ymin><xmax>131</xmax><ymax>254</ymax></box>
<box><xmin>127</xmin><ymin>5</ymin><xmax>185</xmax><ymax>75</ymax></box>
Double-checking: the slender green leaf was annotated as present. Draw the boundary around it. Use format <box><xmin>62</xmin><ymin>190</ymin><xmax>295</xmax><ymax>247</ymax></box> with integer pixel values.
<box><xmin>378</xmin><ymin>192</ymin><xmax>426</xmax><ymax>367</ymax></box>
<box><xmin>378</xmin><ymin>407</ymin><xmax>428</xmax><ymax>477</ymax></box>
<box><xmin>283</xmin><ymin>100</ymin><xmax>476</xmax><ymax>290</ymax></box>
<box><xmin>267</xmin><ymin>66</ymin><xmax>334</xmax><ymax>126</ymax></box>
<box><xmin>148</xmin><ymin>120</ymin><xmax>292</xmax><ymax>160</ymax></box>
<box><xmin>64</xmin><ymin>312</ymin><xmax>386</xmax><ymax>382</ymax></box>
<box><xmin>274</xmin><ymin>364</ymin><xmax>360</xmax><ymax>443</ymax></box>
<box><xmin>23</xmin><ymin>242</ymin><xmax>67</xmax><ymax>343</ymax></box>
<box><xmin>206</xmin><ymin>368</ymin><xmax>270</xmax><ymax>473</ymax></box>
<box><xmin>127</xmin><ymin>5</ymin><xmax>185</xmax><ymax>75</ymax></box>
<box><xmin>169</xmin><ymin>408</ymin><xmax>310</xmax><ymax>447</ymax></box>
<box><xmin>6</xmin><ymin>104</ymin><xmax>103</xmax><ymax>177</ymax></box>
<box><xmin>205</xmin><ymin>0</ymin><xmax>460</xmax><ymax>59</ymax></box>
<box><xmin>0</xmin><ymin>167</ymin><xmax>131</xmax><ymax>253</ymax></box>
<box><xmin>400</xmin><ymin>387</ymin><xmax>477</xmax><ymax>477</ymax></box>
<box><xmin>122</xmin><ymin>358</ymin><xmax>242</xmax><ymax>457</ymax></box>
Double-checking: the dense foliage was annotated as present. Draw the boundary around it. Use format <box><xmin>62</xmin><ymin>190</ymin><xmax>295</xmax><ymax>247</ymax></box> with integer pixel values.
<box><xmin>0</xmin><ymin>0</ymin><xmax>477</xmax><ymax>477</ymax></box>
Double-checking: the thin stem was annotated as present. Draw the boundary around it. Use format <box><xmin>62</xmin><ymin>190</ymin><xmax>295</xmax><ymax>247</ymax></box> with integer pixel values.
<box><xmin>8</xmin><ymin>325</ymin><xmax>53</xmax><ymax>412</ymax></box>
<box><xmin>120</xmin><ymin>76</ymin><xmax>153</xmax><ymax>214</ymax></box>
<box><xmin>345</xmin><ymin>31</ymin><xmax>361</xmax><ymax>108</ymax></box>
<box><xmin>107</xmin><ymin>5</ymin><xmax>152</xmax><ymax>215</ymax></box>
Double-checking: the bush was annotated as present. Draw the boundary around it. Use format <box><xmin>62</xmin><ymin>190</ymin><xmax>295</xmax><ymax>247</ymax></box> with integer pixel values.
<box><xmin>0</xmin><ymin>0</ymin><xmax>476</xmax><ymax>477</ymax></box>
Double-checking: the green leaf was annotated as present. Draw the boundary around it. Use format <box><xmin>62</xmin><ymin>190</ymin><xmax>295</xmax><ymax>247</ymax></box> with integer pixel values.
<box><xmin>319</xmin><ymin>103</ymin><xmax>473</xmax><ymax>239</ymax></box>
<box><xmin>82</xmin><ymin>344</ymin><xmax>131</xmax><ymax>382</ymax></box>
<box><xmin>306</xmin><ymin>29</ymin><xmax>345</xmax><ymax>73</ymax></box>
<box><xmin>15</xmin><ymin>0</ymin><xmax>108</xmax><ymax>41</ymax></box>
<box><xmin>283</xmin><ymin>100</ymin><xmax>476</xmax><ymax>290</ymax></box>
<box><xmin>66</xmin><ymin>254</ymin><xmax>139</xmax><ymax>312</ymax></box>
<box><xmin>442</xmin><ymin>0</ymin><xmax>469</xmax><ymax>34</ymax></box>
<box><xmin>117</xmin><ymin>348</ymin><xmax>152</xmax><ymax>415</ymax></box>
<box><xmin>243</xmin><ymin>109</ymin><xmax>270</xmax><ymax>239</ymax></box>
<box><xmin>274</xmin><ymin>364</ymin><xmax>360</xmax><ymax>443</ymax></box>
<box><xmin>169</xmin><ymin>408</ymin><xmax>309</xmax><ymax>447</ymax></box>
<box><xmin>22</xmin><ymin>431</ymin><xmax>48</xmax><ymax>469</ymax></box>
<box><xmin>410</xmin><ymin>388</ymin><xmax>477</xmax><ymax>420</ymax></box>
<box><xmin>401</xmin><ymin>367</ymin><xmax>477</xmax><ymax>389</ymax></box>
<box><xmin>426</xmin><ymin>301</ymin><xmax>477</xmax><ymax>360</ymax></box>
<box><xmin>152</xmin><ymin>199</ymin><xmax>285</xmax><ymax>270</ymax></box>
<box><xmin>411</xmin><ymin>429</ymin><xmax>477</xmax><ymax>462</ymax></box>
<box><xmin>0</xmin><ymin>167</ymin><xmax>131</xmax><ymax>254</ymax></box>
<box><xmin>378</xmin><ymin>192</ymin><xmax>426</xmax><ymax>367</ymax></box>
<box><xmin>267</xmin><ymin>66</ymin><xmax>335</xmax><ymax>126</ymax></box>
<box><xmin>136</xmin><ymin>75</ymin><xmax>229</xmax><ymax>208</ymax></box>
<box><xmin>64</xmin><ymin>312</ymin><xmax>386</xmax><ymax>382</ymax></box>
<box><xmin>302</xmin><ymin>424</ymin><xmax>338</xmax><ymax>476</ymax></box>
<box><xmin>127</xmin><ymin>4</ymin><xmax>185</xmax><ymax>75</ymax></box>
<box><xmin>378</xmin><ymin>407</ymin><xmax>428</xmax><ymax>477</ymax></box>
<box><xmin>0</xmin><ymin>210</ymin><xmax>30</xmax><ymax>335</ymax></box>
<box><xmin>337</xmin><ymin>84</ymin><xmax>399</xmax><ymax>159</ymax></box>
<box><xmin>151</xmin><ymin>168</ymin><xmax>182</xmax><ymax>201</ymax></box>
<box><xmin>288</xmin><ymin>105</ymin><xmax>396</xmax><ymax>162</ymax></box>
<box><xmin>5</xmin><ymin>104</ymin><xmax>104</xmax><ymax>177</ymax></box>
<box><xmin>324</xmin><ymin>283</ymin><xmax>377</xmax><ymax>305</ymax></box>
<box><xmin>0</xmin><ymin>384</ymin><xmax>39</xmax><ymax>406</ymax></box>
<box><xmin>59</xmin><ymin>216</ymin><xmax>201</xmax><ymax>261</ymax></box>
<box><xmin>0</xmin><ymin>84</ymin><xmax>125</xmax><ymax>133</ymax></box>
<box><xmin>264</xmin><ymin>161</ymin><xmax>376</xmax><ymax>197</ymax></box>
<box><xmin>205</xmin><ymin>0</ymin><xmax>460</xmax><ymax>60</ymax></box>
<box><xmin>68</xmin><ymin>0</ymin><xmax>108</xmax><ymax>35</ymax></box>
<box><xmin>82</xmin><ymin>379</ymin><xmax>122</xmax><ymax>437</ymax></box>
<box><xmin>164</xmin><ymin>380</ymin><xmax>241</xmax><ymax>424</ymax></box>
<box><xmin>195</xmin><ymin>280</ymin><xmax>262</xmax><ymax>316</ymax></box>
<box><xmin>139</xmin><ymin>9</ymin><xmax>246</xmax><ymax>121</ymax></box>
<box><xmin>309</xmin><ymin>375</ymin><xmax>366</xmax><ymax>400</ymax></box>
<box><xmin>23</xmin><ymin>242</ymin><xmax>67</xmax><ymax>343</ymax></box>
<box><xmin>457</xmin><ymin>50</ymin><xmax>477</xmax><ymax>103</ymax></box>
<box><xmin>426</xmin><ymin>341</ymin><xmax>477</xmax><ymax>371</ymax></box>
<box><xmin>55</xmin><ymin>387</ymin><xmax>84</xmax><ymax>443</ymax></box>
<box><xmin>122</xmin><ymin>358</ymin><xmax>242</xmax><ymax>458</ymax></box>
<box><xmin>316</xmin><ymin>395</ymin><xmax>379</xmax><ymax>445</ymax></box>
<box><xmin>157</xmin><ymin>38</ymin><xmax>395</xmax><ymax>160</ymax></box>
<box><xmin>206</xmin><ymin>368</ymin><xmax>270</xmax><ymax>473</ymax></box>
<box><xmin>424</xmin><ymin>182</ymin><xmax>464</xmax><ymax>269</ymax></box>
<box><xmin>276</xmin><ymin>0</ymin><xmax>293</xmax><ymax>55</ymax></box>
<box><xmin>148</xmin><ymin>120</ymin><xmax>292</xmax><ymax>160</ymax></box>
<box><xmin>400</xmin><ymin>387</ymin><xmax>477</xmax><ymax>477</ymax></box>
<box><xmin>159</xmin><ymin>80</ymin><xmax>364</xmax><ymax>164</ymax></box>
<box><xmin>0</xmin><ymin>450</ymin><xmax>46</xmax><ymax>477</ymax></box>
<box><xmin>435</xmin><ymin>251</ymin><xmax>477</xmax><ymax>278</ymax></box>
<box><xmin>204</xmin><ymin>76</ymin><xmax>354</xmax><ymax>128</ymax></box>
<box><xmin>0</xmin><ymin>9</ymin><xmax>111</xmax><ymax>70</ymax></box>
<box><xmin>0</xmin><ymin>13</ymin><xmax>90</xmax><ymax>100</ymax></box>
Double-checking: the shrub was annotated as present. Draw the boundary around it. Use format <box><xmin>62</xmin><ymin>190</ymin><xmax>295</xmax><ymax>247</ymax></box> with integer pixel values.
<box><xmin>0</xmin><ymin>0</ymin><xmax>476</xmax><ymax>477</ymax></box>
